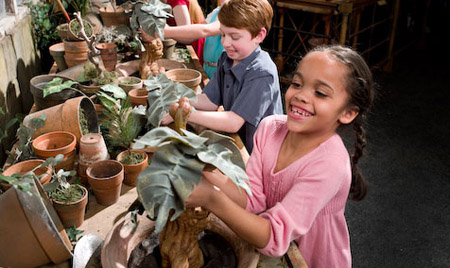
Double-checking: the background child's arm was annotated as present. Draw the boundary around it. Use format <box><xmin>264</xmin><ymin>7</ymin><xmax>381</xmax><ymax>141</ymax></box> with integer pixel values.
<box><xmin>188</xmin><ymin>110</ymin><xmax>245</xmax><ymax>133</ymax></box>
<box><xmin>164</xmin><ymin>20</ymin><xmax>221</xmax><ymax>44</ymax></box>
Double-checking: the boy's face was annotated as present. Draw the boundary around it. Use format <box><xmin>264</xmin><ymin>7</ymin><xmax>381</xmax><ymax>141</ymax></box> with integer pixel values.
<box><xmin>220</xmin><ymin>24</ymin><xmax>264</xmax><ymax>66</ymax></box>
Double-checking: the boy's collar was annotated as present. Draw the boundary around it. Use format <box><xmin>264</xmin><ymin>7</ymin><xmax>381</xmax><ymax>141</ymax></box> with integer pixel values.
<box><xmin>224</xmin><ymin>46</ymin><xmax>261</xmax><ymax>81</ymax></box>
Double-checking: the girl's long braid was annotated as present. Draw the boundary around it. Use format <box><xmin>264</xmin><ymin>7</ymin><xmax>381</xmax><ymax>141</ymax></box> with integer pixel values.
<box><xmin>349</xmin><ymin>118</ymin><xmax>368</xmax><ymax>201</ymax></box>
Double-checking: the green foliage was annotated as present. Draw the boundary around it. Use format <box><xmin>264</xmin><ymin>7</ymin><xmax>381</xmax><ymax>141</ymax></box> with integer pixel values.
<box><xmin>27</xmin><ymin>1</ymin><xmax>61</xmax><ymax>50</ymax></box>
<box><xmin>0</xmin><ymin>108</ymin><xmax>20</xmax><ymax>144</ymax></box>
<box><xmin>8</xmin><ymin>115</ymin><xmax>46</xmax><ymax>164</ymax></box>
<box><xmin>144</xmin><ymin>73</ymin><xmax>197</xmax><ymax>129</ymax></box>
<box><xmin>97</xmin><ymin>25</ymin><xmax>136</xmax><ymax>53</ymax></box>
<box><xmin>133</xmin><ymin>127</ymin><xmax>250</xmax><ymax>234</ymax></box>
<box><xmin>130</xmin><ymin>0</ymin><xmax>172</xmax><ymax>39</ymax></box>
<box><xmin>66</xmin><ymin>226</ymin><xmax>84</xmax><ymax>247</ymax></box>
<box><xmin>102</xmin><ymin>97</ymin><xmax>142</xmax><ymax>156</ymax></box>
<box><xmin>78</xmin><ymin>63</ymin><xmax>119</xmax><ymax>86</ymax></box>
<box><xmin>69</xmin><ymin>19</ymin><xmax>93</xmax><ymax>38</ymax></box>
<box><xmin>43</xmin><ymin>78</ymin><xmax>79</xmax><ymax>98</ymax></box>
<box><xmin>119</xmin><ymin>150</ymin><xmax>145</xmax><ymax>165</ymax></box>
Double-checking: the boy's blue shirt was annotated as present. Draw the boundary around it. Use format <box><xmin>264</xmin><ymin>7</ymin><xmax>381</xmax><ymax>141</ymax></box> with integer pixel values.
<box><xmin>203</xmin><ymin>46</ymin><xmax>283</xmax><ymax>153</ymax></box>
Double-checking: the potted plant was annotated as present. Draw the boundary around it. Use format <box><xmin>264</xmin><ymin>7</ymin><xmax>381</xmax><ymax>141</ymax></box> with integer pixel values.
<box><xmin>118</xmin><ymin>76</ymin><xmax>143</xmax><ymax>93</ymax></box>
<box><xmin>30</xmin><ymin>74</ymin><xmax>79</xmax><ymax>111</ymax></box>
<box><xmin>43</xmin><ymin>155</ymin><xmax>88</xmax><ymax>228</ymax></box>
<box><xmin>116</xmin><ymin>149</ymin><xmax>148</xmax><ymax>186</ymax></box>
<box><xmin>67</xmin><ymin>18</ymin><xmax>94</xmax><ymax>41</ymax></box>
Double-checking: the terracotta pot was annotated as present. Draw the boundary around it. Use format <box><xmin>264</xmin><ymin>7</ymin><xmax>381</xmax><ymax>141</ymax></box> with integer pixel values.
<box><xmin>162</xmin><ymin>38</ymin><xmax>177</xmax><ymax>60</ymax></box>
<box><xmin>49</xmin><ymin>42</ymin><xmax>68</xmax><ymax>71</ymax></box>
<box><xmin>78</xmin><ymin>133</ymin><xmax>110</xmax><ymax>184</ymax></box>
<box><xmin>118</xmin><ymin>76</ymin><xmax>143</xmax><ymax>93</ymax></box>
<box><xmin>96</xmin><ymin>43</ymin><xmax>117</xmax><ymax>72</ymax></box>
<box><xmin>0</xmin><ymin>178</ymin><xmax>73</xmax><ymax>267</ymax></box>
<box><xmin>1</xmin><ymin>159</ymin><xmax>52</xmax><ymax>190</ymax></box>
<box><xmin>63</xmin><ymin>40</ymin><xmax>89</xmax><ymax>68</ymax></box>
<box><xmin>85</xmin><ymin>12</ymin><xmax>103</xmax><ymax>35</ymax></box>
<box><xmin>52</xmin><ymin>184</ymin><xmax>88</xmax><ymax>228</ymax></box>
<box><xmin>56</xmin><ymin>23</ymin><xmax>68</xmax><ymax>41</ymax></box>
<box><xmin>165</xmin><ymin>68</ymin><xmax>202</xmax><ymax>90</ymax></box>
<box><xmin>116</xmin><ymin>150</ymin><xmax>148</xmax><ymax>186</ymax></box>
<box><xmin>99</xmin><ymin>6</ymin><xmax>130</xmax><ymax>27</ymax></box>
<box><xmin>128</xmin><ymin>88</ymin><xmax>148</xmax><ymax>107</ymax></box>
<box><xmin>79</xmin><ymin>83</ymin><xmax>102</xmax><ymax>96</ymax></box>
<box><xmin>30</xmin><ymin>74</ymin><xmax>79</xmax><ymax>111</ymax></box>
<box><xmin>101</xmin><ymin>212</ymin><xmax>259</xmax><ymax>268</ymax></box>
<box><xmin>23</xmin><ymin>96</ymin><xmax>99</xmax><ymax>143</ymax></box>
<box><xmin>32</xmin><ymin>131</ymin><xmax>77</xmax><ymax>172</ymax></box>
<box><xmin>67</xmin><ymin>19</ymin><xmax>94</xmax><ymax>41</ymax></box>
<box><xmin>86</xmin><ymin>160</ymin><xmax>124</xmax><ymax>206</ymax></box>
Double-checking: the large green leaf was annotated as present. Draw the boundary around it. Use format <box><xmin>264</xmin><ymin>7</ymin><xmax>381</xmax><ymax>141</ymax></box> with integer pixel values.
<box><xmin>43</xmin><ymin>77</ymin><xmax>78</xmax><ymax>98</ymax></box>
<box><xmin>133</xmin><ymin>127</ymin><xmax>251</xmax><ymax>234</ymax></box>
<box><xmin>100</xmin><ymin>84</ymin><xmax>126</xmax><ymax>99</ymax></box>
<box><xmin>145</xmin><ymin>73</ymin><xmax>197</xmax><ymax>128</ymax></box>
<box><xmin>130</xmin><ymin>0</ymin><xmax>172</xmax><ymax>40</ymax></box>
<box><xmin>136</xmin><ymin>143</ymin><xmax>205</xmax><ymax>233</ymax></box>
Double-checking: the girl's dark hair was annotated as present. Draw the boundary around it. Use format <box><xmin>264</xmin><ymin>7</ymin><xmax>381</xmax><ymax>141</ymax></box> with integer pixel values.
<box><xmin>313</xmin><ymin>45</ymin><xmax>375</xmax><ymax>201</ymax></box>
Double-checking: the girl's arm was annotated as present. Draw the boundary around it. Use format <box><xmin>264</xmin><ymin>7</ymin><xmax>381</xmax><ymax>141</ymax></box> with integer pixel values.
<box><xmin>186</xmin><ymin>175</ymin><xmax>271</xmax><ymax>248</ymax></box>
<box><xmin>164</xmin><ymin>20</ymin><xmax>221</xmax><ymax>44</ymax></box>
<box><xmin>172</xmin><ymin>4</ymin><xmax>191</xmax><ymax>26</ymax></box>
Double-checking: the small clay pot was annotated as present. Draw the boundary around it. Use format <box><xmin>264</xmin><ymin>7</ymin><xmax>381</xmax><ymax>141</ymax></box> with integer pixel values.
<box><xmin>116</xmin><ymin>150</ymin><xmax>148</xmax><ymax>186</ymax></box>
<box><xmin>96</xmin><ymin>43</ymin><xmax>117</xmax><ymax>72</ymax></box>
<box><xmin>99</xmin><ymin>6</ymin><xmax>130</xmax><ymax>27</ymax></box>
<box><xmin>86</xmin><ymin>160</ymin><xmax>124</xmax><ymax>206</ymax></box>
<box><xmin>128</xmin><ymin>88</ymin><xmax>148</xmax><ymax>107</ymax></box>
<box><xmin>118</xmin><ymin>76</ymin><xmax>143</xmax><ymax>93</ymax></box>
<box><xmin>49</xmin><ymin>42</ymin><xmax>68</xmax><ymax>71</ymax></box>
<box><xmin>162</xmin><ymin>38</ymin><xmax>177</xmax><ymax>60</ymax></box>
<box><xmin>78</xmin><ymin>133</ymin><xmax>110</xmax><ymax>185</ymax></box>
<box><xmin>165</xmin><ymin>68</ymin><xmax>202</xmax><ymax>90</ymax></box>
<box><xmin>67</xmin><ymin>19</ymin><xmax>94</xmax><ymax>41</ymax></box>
<box><xmin>1</xmin><ymin>159</ymin><xmax>52</xmax><ymax>190</ymax></box>
<box><xmin>52</xmin><ymin>184</ymin><xmax>88</xmax><ymax>228</ymax></box>
<box><xmin>56</xmin><ymin>23</ymin><xmax>68</xmax><ymax>41</ymax></box>
<box><xmin>32</xmin><ymin>131</ymin><xmax>77</xmax><ymax>172</ymax></box>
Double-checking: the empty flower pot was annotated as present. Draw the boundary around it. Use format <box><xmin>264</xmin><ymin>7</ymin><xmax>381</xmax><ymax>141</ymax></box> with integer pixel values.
<box><xmin>1</xmin><ymin>159</ymin><xmax>52</xmax><ymax>190</ymax></box>
<box><xmin>49</xmin><ymin>42</ymin><xmax>68</xmax><ymax>71</ymax></box>
<box><xmin>128</xmin><ymin>88</ymin><xmax>148</xmax><ymax>107</ymax></box>
<box><xmin>32</xmin><ymin>131</ymin><xmax>77</xmax><ymax>172</ymax></box>
<box><xmin>78</xmin><ymin>133</ymin><xmax>110</xmax><ymax>184</ymax></box>
<box><xmin>86</xmin><ymin>160</ymin><xmax>124</xmax><ymax>206</ymax></box>
<box><xmin>96</xmin><ymin>43</ymin><xmax>117</xmax><ymax>72</ymax></box>
<box><xmin>165</xmin><ymin>68</ymin><xmax>202</xmax><ymax>90</ymax></box>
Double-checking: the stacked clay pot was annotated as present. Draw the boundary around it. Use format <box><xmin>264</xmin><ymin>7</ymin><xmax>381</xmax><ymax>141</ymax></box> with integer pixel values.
<box><xmin>78</xmin><ymin>133</ymin><xmax>109</xmax><ymax>185</ymax></box>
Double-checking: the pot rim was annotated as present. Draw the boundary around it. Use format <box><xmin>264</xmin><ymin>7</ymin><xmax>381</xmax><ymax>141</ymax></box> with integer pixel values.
<box><xmin>116</xmin><ymin>149</ymin><xmax>148</xmax><ymax>167</ymax></box>
<box><xmin>51</xmin><ymin>184</ymin><xmax>88</xmax><ymax>205</ymax></box>
<box><xmin>32</xmin><ymin>131</ymin><xmax>77</xmax><ymax>154</ymax></box>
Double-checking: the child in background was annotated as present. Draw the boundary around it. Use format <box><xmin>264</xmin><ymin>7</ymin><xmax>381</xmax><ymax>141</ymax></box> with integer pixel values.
<box><xmin>165</xmin><ymin>0</ymin><xmax>206</xmax><ymax>64</ymax></box>
<box><xmin>186</xmin><ymin>45</ymin><xmax>375</xmax><ymax>268</ymax></box>
<box><xmin>163</xmin><ymin>0</ymin><xmax>283</xmax><ymax>153</ymax></box>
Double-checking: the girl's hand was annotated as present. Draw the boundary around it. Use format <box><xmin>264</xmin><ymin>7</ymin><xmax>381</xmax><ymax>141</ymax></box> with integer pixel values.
<box><xmin>185</xmin><ymin>176</ymin><xmax>218</xmax><ymax>208</ymax></box>
<box><xmin>160</xmin><ymin>112</ymin><xmax>174</xmax><ymax>125</ymax></box>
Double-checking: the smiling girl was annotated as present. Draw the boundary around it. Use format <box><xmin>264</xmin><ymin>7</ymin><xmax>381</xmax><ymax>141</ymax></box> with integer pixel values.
<box><xmin>186</xmin><ymin>45</ymin><xmax>375</xmax><ymax>267</ymax></box>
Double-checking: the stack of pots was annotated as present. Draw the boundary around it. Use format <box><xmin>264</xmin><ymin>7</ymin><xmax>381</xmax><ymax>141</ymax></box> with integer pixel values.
<box><xmin>78</xmin><ymin>133</ymin><xmax>110</xmax><ymax>185</ymax></box>
<box><xmin>32</xmin><ymin>131</ymin><xmax>77</xmax><ymax>172</ymax></box>
<box><xmin>63</xmin><ymin>19</ymin><xmax>94</xmax><ymax>68</ymax></box>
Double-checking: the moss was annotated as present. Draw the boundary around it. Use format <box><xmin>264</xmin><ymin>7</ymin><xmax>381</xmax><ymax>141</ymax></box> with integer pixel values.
<box><xmin>79</xmin><ymin>108</ymin><xmax>89</xmax><ymax>135</ymax></box>
<box><xmin>119</xmin><ymin>151</ymin><xmax>145</xmax><ymax>165</ymax></box>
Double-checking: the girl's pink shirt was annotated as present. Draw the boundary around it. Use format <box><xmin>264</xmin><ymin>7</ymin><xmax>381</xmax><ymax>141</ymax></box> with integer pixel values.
<box><xmin>246</xmin><ymin>115</ymin><xmax>352</xmax><ymax>268</ymax></box>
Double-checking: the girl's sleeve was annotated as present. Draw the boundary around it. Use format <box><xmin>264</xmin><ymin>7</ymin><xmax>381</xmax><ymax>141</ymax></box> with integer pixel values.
<box><xmin>245</xmin><ymin>117</ymin><xmax>273</xmax><ymax>213</ymax></box>
<box><xmin>257</xmin><ymin>154</ymin><xmax>349</xmax><ymax>257</ymax></box>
